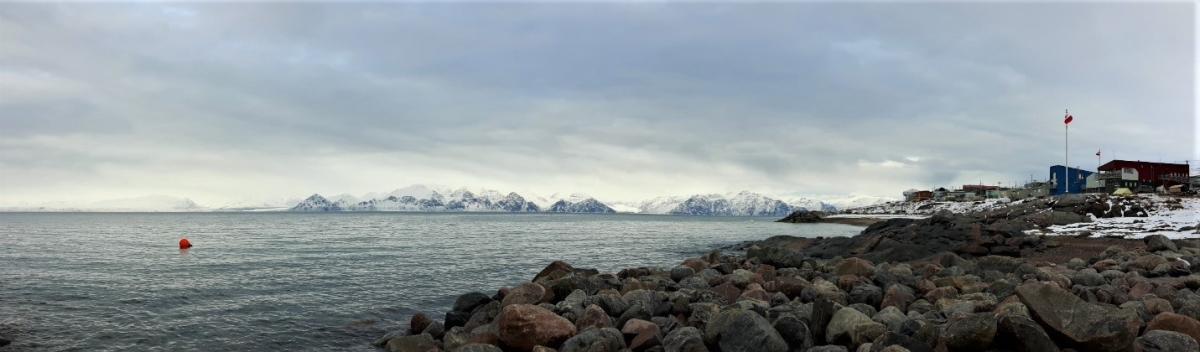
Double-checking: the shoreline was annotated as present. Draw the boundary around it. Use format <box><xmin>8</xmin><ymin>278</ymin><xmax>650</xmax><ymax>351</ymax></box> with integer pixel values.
<box><xmin>376</xmin><ymin>194</ymin><xmax>1200</xmax><ymax>352</ymax></box>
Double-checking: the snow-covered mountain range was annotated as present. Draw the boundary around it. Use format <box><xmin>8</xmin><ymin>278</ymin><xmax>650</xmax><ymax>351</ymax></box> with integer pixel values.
<box><xmin>635</xmin><ymin>191</ymin><xmax>838</xmax><ymax>216</ymax></box>
<box><xmin>1</xmin><ymin>185</ymin><xmax>892</xmax><ymax>214</ymax></box>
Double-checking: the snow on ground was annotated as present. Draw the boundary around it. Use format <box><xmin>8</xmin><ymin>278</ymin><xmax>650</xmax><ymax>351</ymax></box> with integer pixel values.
<box><xmin>1040</xmin><ymin>196</ymin><xmax>1200</xmax><ymax>239</ymax></box>
<box><xmin>826</xmin><ymin>214</ymin><xmax>929</xmax><ymax>220</ymax></box>
<box><xmin>842</xmin><ymin>198</ymin><xmax>1020</xmax><ymax>215</ymax></box>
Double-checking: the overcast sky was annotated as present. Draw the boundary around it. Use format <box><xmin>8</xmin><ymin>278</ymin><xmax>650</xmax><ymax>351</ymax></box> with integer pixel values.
<box><xmin>0</xmin><ymin>2</ymin><xmax>1195</xmax><ymax>206</ymax></box>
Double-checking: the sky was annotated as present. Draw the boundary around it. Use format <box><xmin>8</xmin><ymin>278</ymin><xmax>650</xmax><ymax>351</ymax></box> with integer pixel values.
<box><xmin>0</xmin><ymin>2</ymin><xmax>1195</xmax><ymax>208</ymax></box>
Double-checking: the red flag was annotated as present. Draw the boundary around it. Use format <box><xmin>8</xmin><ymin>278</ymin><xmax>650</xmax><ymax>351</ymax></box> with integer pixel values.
<box><xmin>1064</xmin><ymin>112</ymin><xmax>1073</xmax><ymax>125</ymax></box>
<box><xmin>1096</xmin><ymin>149</ymin><xmax>1101</xmax><ymax>157</ymax></box>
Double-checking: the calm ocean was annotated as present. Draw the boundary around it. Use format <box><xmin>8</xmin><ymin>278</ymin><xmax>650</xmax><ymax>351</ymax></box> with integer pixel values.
<box><xmin>0</xmin><ymin>213</ymin><xmax>861</xmax><ymax>351</ymax></box>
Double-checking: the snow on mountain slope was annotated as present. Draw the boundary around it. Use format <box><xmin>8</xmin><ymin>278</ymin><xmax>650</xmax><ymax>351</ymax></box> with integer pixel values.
<box><xmin>547</xmin><ymin>197</ymin><xmax>616</xmax><ymax>213</ymax></box>
<box><xmin>639</xmin><ymin>192</ymin><xmax>797</xmax><ymax>216</ymax></box>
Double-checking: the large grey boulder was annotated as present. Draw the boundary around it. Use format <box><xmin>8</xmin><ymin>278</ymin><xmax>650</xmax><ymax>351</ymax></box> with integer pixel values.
<box><xmin>1135</xmin><ymin>330</ymin><xmax>1199</xmax><ymax>352</ymax></box>
<box><xmin>996</xmin><ymin>314</ymin><xmax>1059</xmax><ymax>352</ymax></box>
<box><xmin>703</xmin><ymin>308</ymin><xmax>788</xmax><ymax>352</ymax></box>
<box><xmin>560</xmin><ymin>327</ymin><xmax>625</xmax><ymax>352</ymax></box>
<box><xmin>663</xmin><ymin>326</ymin><xmax>708</xmax><ymax>352</ymax></box>
<box><xmin>1017</xmin><ymin>282</ymin><xmax>1140</xmax><ymax>352</ymax></box>
<box><xmin>825</xmin><ymin>307</ymin><xmax>886</xmax><ymax>347</ymax></box>
<box><xmin>940</xmin><ymin>313</ymin><xmax>996</xmax><ymax>350</ymax></box>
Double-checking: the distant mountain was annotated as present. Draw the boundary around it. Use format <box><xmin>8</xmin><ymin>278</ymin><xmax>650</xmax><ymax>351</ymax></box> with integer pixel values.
<box><xmin>637</xmin><ymin>191</ymin><xmax>810</xmax><ymax>216</ymax></box>
<box><xmin>286</xmin><ymin>186</ymin><xmax>596</xmax><ymax>213</ymax></box>
<box><xmin>547</xmin><ymin>197</ymin><xmax>616</xmax><ymax>214</ymax></box>
<box><xmin>290</xmin><ymin>194</ymin><xmax>344</xmax><ymax>212</ymax></box>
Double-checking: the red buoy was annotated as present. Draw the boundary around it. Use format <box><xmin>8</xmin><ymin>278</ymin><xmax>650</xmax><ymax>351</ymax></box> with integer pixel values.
<box><xmin>179</xmin><ymin>238</ymin><xmax>193</xmax><ymax>249</ymax></box>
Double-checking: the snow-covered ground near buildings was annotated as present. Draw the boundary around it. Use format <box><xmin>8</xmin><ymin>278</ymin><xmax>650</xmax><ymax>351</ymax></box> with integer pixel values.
<box><xmin>841</xmin><ymin>198</ymin><xmax>1021</xmax><ymax>215</ymax></box>
<box><xmin>825</xmin><ymin>214</ymin><xmax>929</xmax><ymax>220</ymax></box>
<box><xmin>1040</xmin><ymin>196</ymin><xmax>1200</xmax><ymax>239</ymax></box>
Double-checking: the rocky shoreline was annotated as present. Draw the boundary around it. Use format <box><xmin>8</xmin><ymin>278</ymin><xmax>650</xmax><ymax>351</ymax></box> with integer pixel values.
<box><xmin>375</xmin><ymin>196</ymin><xmax>1200</xmax><ymax>352</ymax></box>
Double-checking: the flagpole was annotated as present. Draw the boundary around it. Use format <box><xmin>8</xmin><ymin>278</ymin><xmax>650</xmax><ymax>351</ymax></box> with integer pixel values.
<box><xmin>1065</xmin><ymin>109</ymin><xmax>1069</xmax><ymax>194</ymax></box>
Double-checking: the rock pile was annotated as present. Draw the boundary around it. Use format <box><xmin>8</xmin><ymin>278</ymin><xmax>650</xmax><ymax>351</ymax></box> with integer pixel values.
<box><xmin>374</xmin><ymin>233</ymin><xmax>1200</xmax><ymax>352</ymax></box>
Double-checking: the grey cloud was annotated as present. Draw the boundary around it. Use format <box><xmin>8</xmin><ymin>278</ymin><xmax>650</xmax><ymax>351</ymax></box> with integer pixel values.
<box><xmin>0</xmin><ymin>2</ymin><xmax>1192</xmax><ymax>205</ymax></box>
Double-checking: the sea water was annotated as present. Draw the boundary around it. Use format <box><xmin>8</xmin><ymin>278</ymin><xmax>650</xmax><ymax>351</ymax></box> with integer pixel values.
<box><xmin>0</xmin><ymin>212</ymin><xmax>861</xmax><ymax>351</ymax></box>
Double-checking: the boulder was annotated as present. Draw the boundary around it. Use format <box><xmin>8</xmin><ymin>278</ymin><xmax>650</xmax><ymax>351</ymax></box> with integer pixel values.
<box><xmin>1145</xmin><ymin>312</ymin><xmax>1200</xmax><ymax>344</ymax></box>
<box><xmin>880</xmin><ymin>284</ymin><xmax>915</xmax><ymax>312</ymax></box>
<box><xmin>534</xmin><ymin>260</ymin><xmax>576</xmax><ymax>283</ymax></box>
<box><xmin>872</xmin><ymin>306</ymin><xmax>907</xmax><ymax>333</ymax></box>
<box><xmin>772</xmin><ymin>315</ymin><xmax>812</xmax><ymax>352</ymax></box>
<box><xmin>778</xmin><ymin>209</ymin><xmax>826</xmax><ymax>223</ymax></box>
<box><xmin>502</xmin><ymin>282</ymin><xmax>548</xmax><ymax>307</ymax></box>
<box><xmin>1135</xmin><ymin>330</ymin><xmax>1199</xmax><ymax>352</ymax></box>
<box><xmin>811</xmin><ymin>297</ymin><xmax>838</xmax><ymax>345</ymax></box>
<box><xmin>408</xmin><ymin>313</ymin><xmax>433</xmax><ymax>335</ymax></box>
<box><xmin>575</xmin><ymin>304</ymin><xmax>613</xmax><ymax>331</ymax></box>
<box><xmin>622</xmin><ymin>319</ymin><xmax>662</xmax><ymax>351</ymax></box>
<box><xmin>385</xmin><ymin>333</ymin><xmax>438</xmax><ymax>352</ymax></box>
<box><xmin>940</xmin><ymin>313</ymin><xmax>996</xmax><ymax>350</ymax></box>
<box><xmin>809</xmin><ymin>345</ymin><xmax>850</xmax><ymax>352</ymax></box>
<box><xmin>826</xmin><ymin>307</ymin><xmax>886</xmax><ymax>347</ymax></box>
<box><xmin>1145</xmin><ymin>235</ymin><xmax>1178</xmax><ymax>252</ymax></box>
<box><xmin>663</xmin><ymin>326</ymin><xmax>708</xmax><ymax>352</ymax></box>
<box><xmin>703</xmin><ymin>308</ymin><xmax>789</xmax><ymax>352</ymax></box>
<box><xmin>835</xmin><ymin>258</ymin><xmax>876</xmax><ymax>277</ymax></box>
<box><xmin>455</xmin><ymin>292</ymin><xmax>495</xmax><ymax>313</ymax></box>
<box><xmin>671</xmin><ymin>266</ymin><xmax>696</xmax><ymax>282</ymax></box>
<box><xmin>1017</xmin><ymin>282</ymin><xmax>1140</xmax><ymax>352</ymax></box>
<box><xmin>496</xmin><ymin>304</ymin><xmax>578</xmax><ymax>351</ymax></box>
<box><xmin>996</xmin><ymin>314</ymin><xmax>1058</xmax><ymax>352</ymax></box>
<box><xmin>560</xmin><ymin>327</ymin><xmax>626</xmax><ymax>352</ymax></box>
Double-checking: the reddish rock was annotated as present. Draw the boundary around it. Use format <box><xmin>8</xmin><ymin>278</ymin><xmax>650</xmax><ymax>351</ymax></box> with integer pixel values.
<box><xmin>774</xmin><ymin>276</ymin><xmax>809</xmax><ymax>298</ymax></box>
<box><xmin>622</xmin><ymin>318</ymin><xmax>662</xmax><ymax>351</ymax></box>
<box><xmin>711</xmin><ymin>282</ymin><xmax>741</xmax><ymax>304</ymax></box>
<box><xmin>1146</xmin><ymin>312</ymin><xmax>1200</xmax><ymax>343</ymax></box>
<box><xmin>497</xmin><ymin>304</ymin><xmax>577</xmax><ymax>351</ymax></box>
<box><xmin>881</xmin><ymin>284</ymin><xmax>916</xmax><ymax>311</ymax></box>
<box><xmin>739</xmin><ymin>288</ymin><xmax>771</xmax><ymax>302</ymax></box>
<box><xmin>409</xmin><ymin>313</ymin><xmax>433</xmax><ymax>335</ymax></box>
<box><xmin>834</xmin><ymin>257</ymin><xmax>876</xmax><ymax>277</ymax></box>
<box><xmin>924</xmin><ymin>286</ymin><xmax>959</xmax><ymax>302</ymax></box>
<box><xmin>1130</xmin><ymin>281</ymin><xmax>1155</xmax><ymax>299</ymax></box>
<box><xmin>468</xmin><ymin>323</ymin><xmax>501</xmax><ymax>345</ymax></box>
<box><xmin>575</xmin><ymin>304</ymin><xmax>613</xmax><ymax>331</ymax></box>
<box><xmin>533</xmin><ymin>261</ymin><xmax>574</xmax><ymax>283</ymax></box>
<box><xmin>501</xmin><ymin>282</ymin><xmax>547</xmax><ymax>307</ymax></box>
<box><xmin>681</xmin><ymin>258</ymin><xmax>708</xmax><ymax>272</ymax></box>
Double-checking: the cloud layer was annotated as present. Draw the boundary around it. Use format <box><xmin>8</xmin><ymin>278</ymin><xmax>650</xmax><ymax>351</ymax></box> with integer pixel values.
<box><xmin>0</xmin><ymin>3</ymin><xmax>1194</xmax><ymax>206</ymax></box>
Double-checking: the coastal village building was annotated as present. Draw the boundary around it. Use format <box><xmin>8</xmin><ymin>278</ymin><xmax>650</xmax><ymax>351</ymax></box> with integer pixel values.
<box><xmin>1049</xmin><ymin>165</ymin><xmax>1093</xmax><ymax>195</ymax></box>
<box><xmin>1097</xmin><ymin>160</ymin><xmax>1190</xmax><ymax>192</ymax></box>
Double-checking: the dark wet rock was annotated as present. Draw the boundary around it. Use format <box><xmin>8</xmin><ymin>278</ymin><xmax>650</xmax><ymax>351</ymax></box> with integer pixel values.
<box><xmin>996</xmin><ymin>314</ymin><xmax>1058</xmax><ymax>352</ymax></box>
<box><xmin>423</xmin><ymin>321</ymin><xmax>445</xmax><ymax>339</ymax></box>
<box><xmin>940</xmin><ymin>313</ymin><xmax>996</xmax><ymax>350</ymax></box>
<box><xmin>464</xmin><ymin>301</ymin><xmax>502</xmax><ymax>332</ymax></box>
<box><xmin>1017</xmin><ymin>282</ymin><xmax>1140</xmax><ymax>352</ymax></box>
<box><xmin>811</xmin><ymin>297</ymin><xmax>838</xmax><ymax>345</ymax></box>
<box><xmin>560</xmin><ymin>327</ymin><xmax>626</xmax><ymax>352</ymax></box>
<box><xmin>616</xmin><ymin>303</ymin><xmax>652</xmax><ymax>330</ymax></box>
<box><xmin>663</xmin><ymin>326</ymin><xmax>708</xmax><ymax>352</ymax></box>
<box><xmin>808</xmin><ymin>345</ymin><xmax>850</xmax><ymax>352</ymax></box>
<box><xmin>850</xmin><ymin>284</ymin><xmax>884</xmax><ymax>307</ymax></box>
<box><xmin>778</xmin><ymin>209</ymin><xmax>826</xmax><ymax>223</ymax></box>
<box><xmin>496</xmin><ymin>304</ymin><xmax>577</xmax><ymax>351</ymax></box>
<box><xmin>871</xmin><ymin>331</ymin><xmax>932</xmax><ymax>352</ymax></box>
<box><xmin>385</xmin><ymin>333</ymin><xmax>438</xmax><ymax>352</ymax></box>
<box><xmin>1135</xmin><ymin>330</ymin><xmax>1199</xmax><ymax>352</ymax></box>
<box><xmin>455</xmin><ymin>292</ymin><xmax>495</xmax><ymax>313</ymax></box>
<box><xmin>408</xmin><ymin>313</ymin><xmax>433</xmax><ymax>335</ymax></box>
<box><xmin>534</xmin><ymin>260</ymin><xmax>576</xmax><ymax>284</ymax></box>
<box><xmin>703</xmin><ymin>308</ymin><xmax>788</xmax><ymax>352</ymax></box>
<box><xmin>772</xmin><ymin>315</ymin><xmax>812</xmax><ymax>352</ymax></box>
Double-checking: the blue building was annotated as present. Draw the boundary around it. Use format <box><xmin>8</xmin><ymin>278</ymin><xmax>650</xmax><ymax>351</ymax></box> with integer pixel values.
<box><xmin>1050</xmin><ymin>165</ymin><xmax>1093</xmax><ymax>195</ymax></box>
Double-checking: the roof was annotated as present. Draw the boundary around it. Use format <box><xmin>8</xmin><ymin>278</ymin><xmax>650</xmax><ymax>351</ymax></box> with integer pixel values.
<box><xmin>1099</xmin><ymin>160</ymin><xmax>1189</xmax><ymax>171</ymax></box>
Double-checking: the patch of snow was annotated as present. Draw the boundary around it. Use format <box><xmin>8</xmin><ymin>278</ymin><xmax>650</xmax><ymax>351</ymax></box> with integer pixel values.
<box><xmin>1039</xmin><ymin>196</ymin><xmax>1200</xmax><ymax>239</ymax></box>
